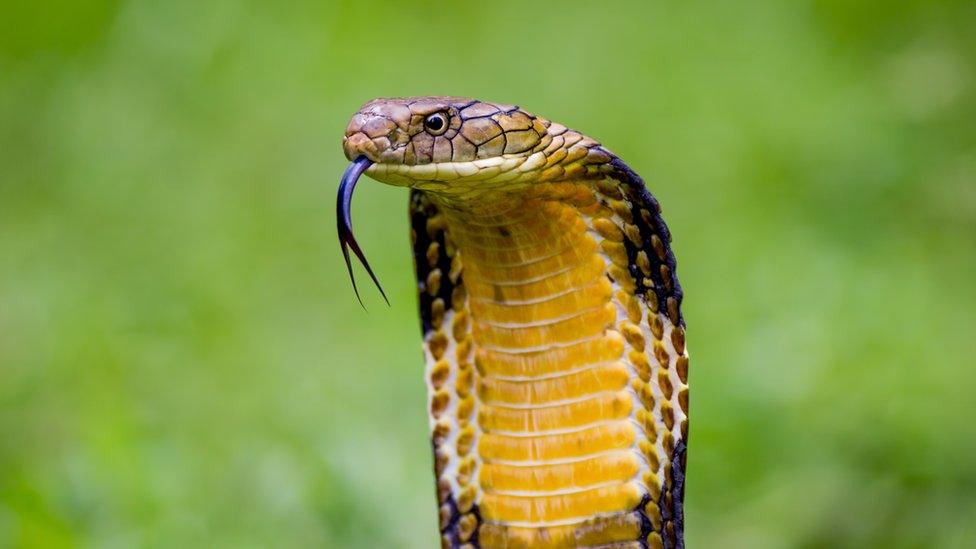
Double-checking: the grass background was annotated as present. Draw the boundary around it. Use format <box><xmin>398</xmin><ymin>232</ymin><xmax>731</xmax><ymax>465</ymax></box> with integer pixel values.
<box><xmin>2</xmin><ymin>1</ymin><xmax>975</xmax><ymax>547</ymax></box>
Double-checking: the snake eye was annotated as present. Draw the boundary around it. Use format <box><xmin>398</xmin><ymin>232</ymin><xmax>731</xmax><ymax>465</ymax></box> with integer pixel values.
<box><xmin>424</xmin><ymin>112</ymin><xmax>448</xmax><ymax>135</ymax></box>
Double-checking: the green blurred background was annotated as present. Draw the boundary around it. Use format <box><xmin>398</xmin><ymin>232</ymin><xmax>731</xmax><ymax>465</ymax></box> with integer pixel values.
<box><xmin>2</xmin><ymin>1</ymin><xmax>975</xmax><ymax>547</ymax></box>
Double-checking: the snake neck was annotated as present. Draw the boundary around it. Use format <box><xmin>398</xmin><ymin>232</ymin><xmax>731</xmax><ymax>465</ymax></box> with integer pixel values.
<box><xmin>421</xmin><ymin>179</ymin><xmax>683</xmax><ymax>548</ymax></box>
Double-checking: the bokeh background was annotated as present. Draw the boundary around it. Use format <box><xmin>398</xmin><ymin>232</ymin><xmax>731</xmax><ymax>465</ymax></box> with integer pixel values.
<box><xmin>2</xmin><ymin>1</ymin><xmax>975</xmax><ymax>547</ymax></box>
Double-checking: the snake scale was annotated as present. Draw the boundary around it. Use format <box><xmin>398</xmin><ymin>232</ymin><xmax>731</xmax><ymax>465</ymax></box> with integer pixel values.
<box><xmin>338</xmin><ymin>97</ymin><xmax>688</xmax><ymax>549</ymax></box>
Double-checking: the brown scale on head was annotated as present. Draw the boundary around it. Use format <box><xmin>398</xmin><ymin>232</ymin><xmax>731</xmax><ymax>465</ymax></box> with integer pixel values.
<box><xmin>343</xmin><ymin>97</ymin><xmax>548</xmax><ymax>166</ymax></box>
<box><xmin>337</xmin><ymin>96</ymin><xmax>690</xmax><ymax>549</ymax></box>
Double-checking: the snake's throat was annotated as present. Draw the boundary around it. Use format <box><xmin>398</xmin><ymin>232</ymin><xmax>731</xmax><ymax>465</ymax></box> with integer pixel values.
<box><xmin>337</xmin><ymin>156</ymin><xmax>389</xmax><ymax>306</ymax></box>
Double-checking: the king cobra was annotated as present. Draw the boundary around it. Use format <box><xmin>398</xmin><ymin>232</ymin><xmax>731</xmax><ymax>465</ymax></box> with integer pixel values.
<box><xmin>338</xmin><ymin>97</ymin><xmax>688</xmax><ymax>549</ymax></box>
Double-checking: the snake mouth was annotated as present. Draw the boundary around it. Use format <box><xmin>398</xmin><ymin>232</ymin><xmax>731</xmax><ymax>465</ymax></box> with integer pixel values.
<box><xmin>337</xmin><ymin>155</ymin><xmax>389</xmax><ymax>307</ymax></box>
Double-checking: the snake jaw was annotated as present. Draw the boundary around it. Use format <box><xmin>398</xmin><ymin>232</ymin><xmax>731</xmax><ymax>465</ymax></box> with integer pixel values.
<box><xmin>337</xmin><ymin>155</ymin><xmax>389</xmax><ymax>307</ymax></box>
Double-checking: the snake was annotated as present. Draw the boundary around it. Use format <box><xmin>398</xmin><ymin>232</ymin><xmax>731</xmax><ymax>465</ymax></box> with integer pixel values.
<box><xmin>338</xmin><ymin>97</ymin><xmax>688</xmax><ymax>549</ymax></box>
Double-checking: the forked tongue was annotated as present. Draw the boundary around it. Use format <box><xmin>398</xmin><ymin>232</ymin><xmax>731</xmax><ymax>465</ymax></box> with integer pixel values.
<box><xmin>337</xmin><ymin>156</ymin><xmax>389</xmax><ymax>307</ymax></box>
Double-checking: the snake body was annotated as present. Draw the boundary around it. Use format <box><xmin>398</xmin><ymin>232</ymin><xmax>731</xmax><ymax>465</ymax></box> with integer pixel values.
<box><xmin>340</xmin><ymin>97</ymin><xmax>688</xmax><ymax>549</ymax></box>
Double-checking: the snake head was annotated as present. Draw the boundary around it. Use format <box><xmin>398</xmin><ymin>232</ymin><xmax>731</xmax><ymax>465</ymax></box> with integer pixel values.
<box><xmin>342</xmin><ymin>96</ymin><xmax>561</xmax><ymax>190</ymax></box>
<box><xmin>338</xmin><ymin>97</ymin><xmax>551</xmax><ymax>305</ymax></box>
<box><xmin>338</xmin><ymin>96</ymin><xmax>614</xmax><ymax>305</ymax></box>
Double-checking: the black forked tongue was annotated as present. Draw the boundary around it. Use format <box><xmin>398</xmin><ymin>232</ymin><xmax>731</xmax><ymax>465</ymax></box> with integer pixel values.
<box><xmin>337</xmin><ymin>156</ymin><xmax>389</xmax><ymax>308</ymax></box>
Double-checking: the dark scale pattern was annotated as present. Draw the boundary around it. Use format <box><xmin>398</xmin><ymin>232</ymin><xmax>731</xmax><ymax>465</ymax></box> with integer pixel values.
<box><xmin>438</xmin><ymin>492</ymin><xmax>482</xmax><ymax>549</ymax></box>
<box><xmin>412</xmin><ymin>190</ymin><xmax>481</xmax><ymax>549</ymax></box>
<box><xmin>601</xmin><ymin>155</ymin><xmax>687</xmax><ymax>548</ymax></box>
<box><xmin>606</xmin><ymin>157</ymin><xmax>685</xmax><ymax>328</ymax></box>
<box><xmin>410</xmin><ymin>189</ymin><xmax>459</xmax><ymax>335</ymax></box>
<box><xmin>666</xmin><ymin>441</ymin><xmax>687</xmax><ymax>549</ymax></box>
<box><xmin>634</xmin><ymin>494</ymin><xmax>655</xmax><ymax>548</ymax></box>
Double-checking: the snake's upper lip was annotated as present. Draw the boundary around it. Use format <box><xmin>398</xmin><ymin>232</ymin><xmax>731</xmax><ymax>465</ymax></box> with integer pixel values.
<box><xmin>337</xmin><ymin>155</ymin><xmax>388</xmax><ymax>307</ymax></box>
